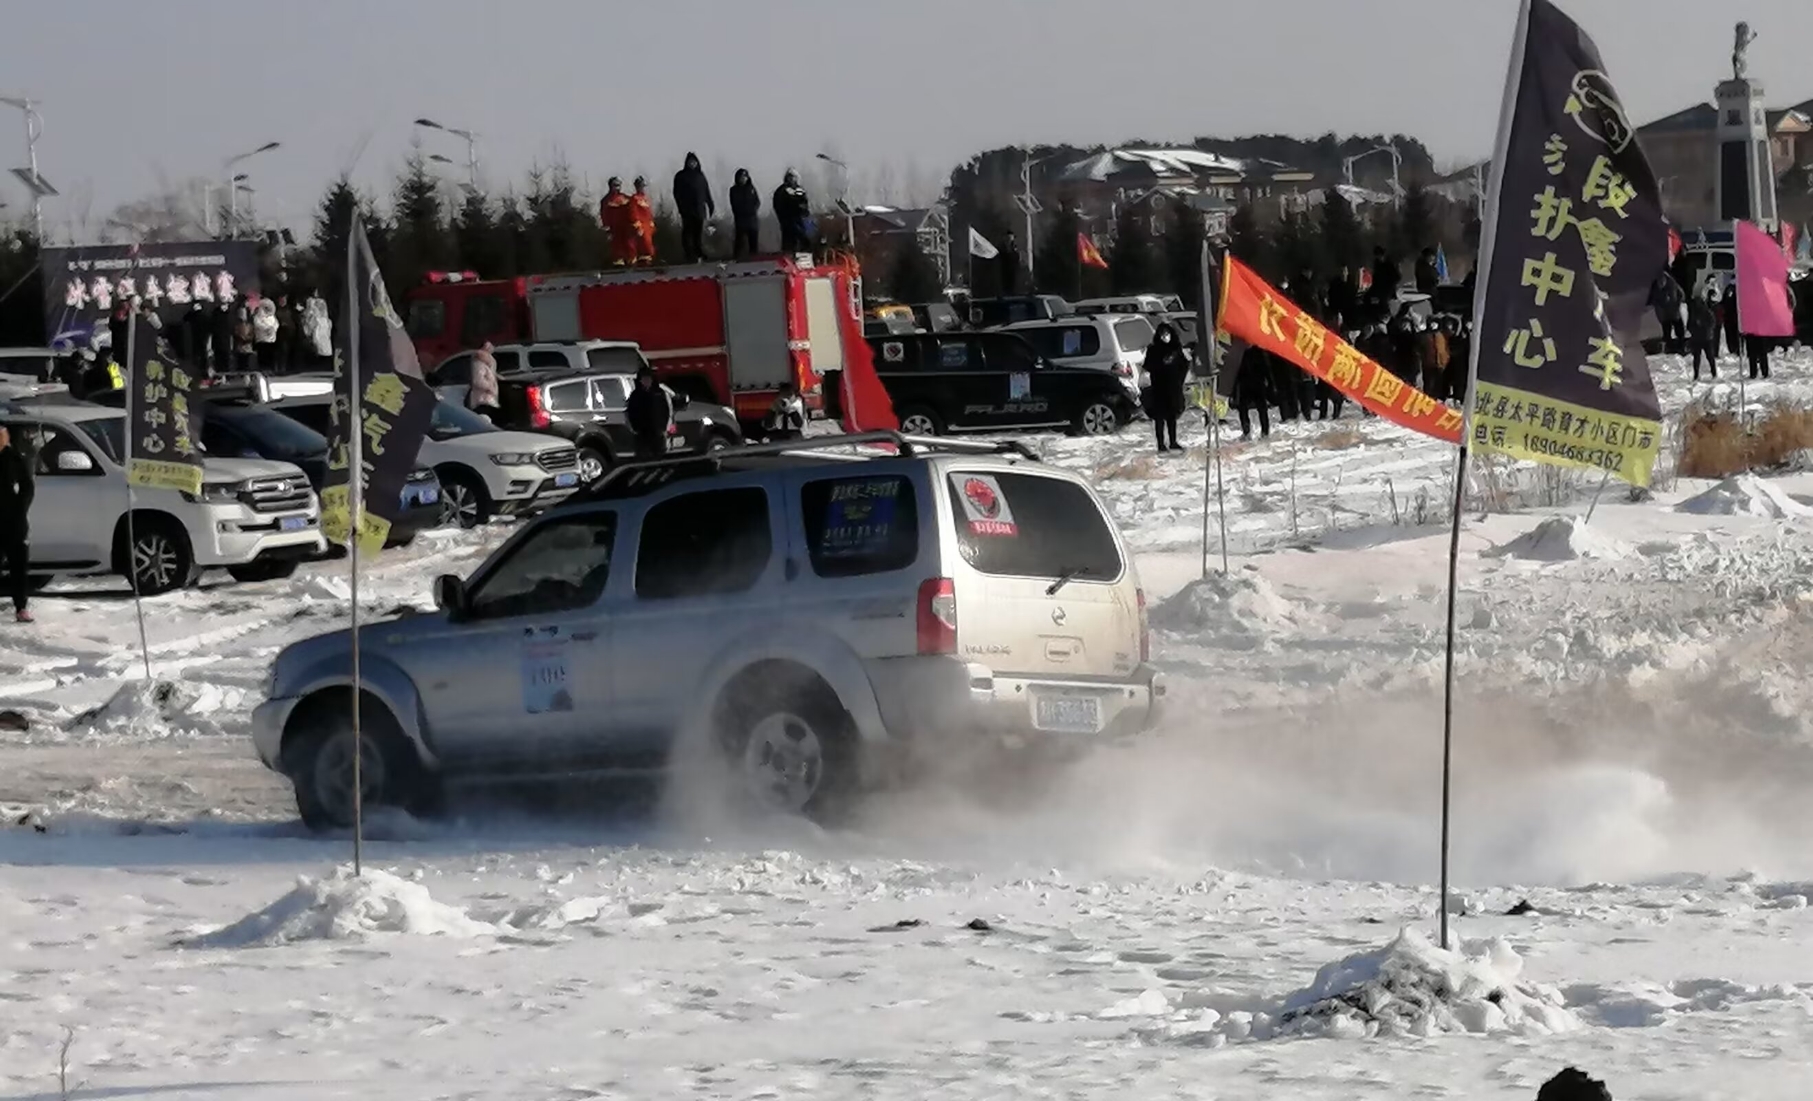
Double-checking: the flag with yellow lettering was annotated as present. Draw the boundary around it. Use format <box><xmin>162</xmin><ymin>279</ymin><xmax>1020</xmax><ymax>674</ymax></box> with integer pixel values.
<box><xmin>1466</xmin><ymin>0</ymin><xmax>1667</xmax><ymax>487</ymax></box>
<box><xmin>1217</xmin><ymin>257</ymin><xmax>1462</xmax><ymax>443</ymax></box>
<box><xmin>323</xmin><ymin>221</ymin><xmax>437</xmax><ymax>556</ymax></box>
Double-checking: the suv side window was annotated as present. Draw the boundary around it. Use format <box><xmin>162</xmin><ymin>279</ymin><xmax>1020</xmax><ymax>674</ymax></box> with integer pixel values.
<box><xmin>635</xmin><ymin>487</ymin><xmax>772</xmax><ymax>600</ymax></box>
<box><xmin>591</xmin><ymin>376</ymin><xmax>631</xmax><ymax>412</ymax></box>
<box><xmin>465</xmin><ymin>511</ymin><xmax>618</xmax><ymax>621</ymax></box>
<box><xmin>982</xmin><ymin>335</ymin><xmax>1039</xmax><ymax>372</ymax></box>
<box><xmin>932</xmin><ymin>337</ymin><xmax>984</xmax><ymax>372</ymax></box>
<box><xmin>528</xmin><ymin>349</ymin><xmax>572</xmax><ymax>370</ymax></box>
<box><xmin>21</xmin><ymin>424</ymin><xmax>99</xmax><ymax>477</ymax></box>
<box><xmin>433</xmin><ymin>353</ymin><xmax>474</xmax><ymax>386</ymax></box>
<box><xmin>491</xmin><ymin>349</ymin><xmax>521</xmax><ymax>373</ymax></box>
<box><xmin>799</xmin><ymin>474</ymin><xmax>919</xmax><ymax>578</ymax></box>
<box><xmin>544</xmin><ymin>380</ymin><xmax>590</xmax><ymax>414</ymax></box>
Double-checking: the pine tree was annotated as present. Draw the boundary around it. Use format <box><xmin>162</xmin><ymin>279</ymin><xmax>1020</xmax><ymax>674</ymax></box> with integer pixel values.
<box><xmin>1109</xmin><ymin>199</ymin><xmax>1159</xmax><ymax>294</ymax></box>
<box><xmin>886</xmin><ymin>242</ymin><xmax>943</xmax><ymax>303</ymax></box>
<box><xmin>452</xmin><ymin>189</ymin><xmax>504</xmax><ymax>277</ymax></box>
<box><xmin>1033</xmin><ymin>207</ymin><xmax>1083</xmax><ymax>297</ymax></box>
<box><xmin>1398</xmin><ymin>181</ymin><xmax>1436</xmax><ymax>255</ymax></box>
<box><xmin>1227</xmin><ymin>202</ymin><xmax>1269</xmax><ymax>275</ymax></box>
<box><xmin>386</xmin><ymin>154</ymin><xmax>452</xmax><ymax>299</ymax></box>
<box><xmin>1319</xmin><ymin>190</ymin><xmax>1365</xmax><ymax>277</ymax></box>
<box><xmin>306</xmin><ymin>176</ymin><xmax>385</xmax><ymax>317</ymax></box>
<box><xmin>1165</xmin><ymin>203</ymin><xmax>1207</xmax><ymax>310</ymax></box>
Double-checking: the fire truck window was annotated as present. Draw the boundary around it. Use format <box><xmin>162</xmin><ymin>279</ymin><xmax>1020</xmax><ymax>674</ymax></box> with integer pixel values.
<box><xmin>407</xmin><ymin>300</ymin><xmax>445</xmax><ymax>339</ymax></box>
<box><xmin>461</xmin><ymin>295</ymin><xmax>507</xmax><ymax>346</ymax></box>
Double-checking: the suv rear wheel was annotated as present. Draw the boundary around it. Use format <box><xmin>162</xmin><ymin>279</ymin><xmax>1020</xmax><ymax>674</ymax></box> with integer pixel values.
<box><xmin>118</xmin><ymin>515</ymin><xmax>196</xmax><ymax>596</ymax></box>
<box><xmin>898</xmin><ymin>407</ymin><xmax>944</xmax><ymax>436</ymax></box>
<box><xmin>717</xmin><ymin>670</ymin><xmax>856</xmax><ymax>822</ymax></box>
<box><xmin>1070</xmin><ymin>397</ymin><xmax>1121</xmax><ymax>437</ymax></box>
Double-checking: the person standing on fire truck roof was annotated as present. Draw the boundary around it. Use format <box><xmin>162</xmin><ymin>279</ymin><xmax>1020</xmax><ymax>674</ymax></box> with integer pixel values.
<box><xmin>774</xmin><ymin>169</ymin><xmax>811</xmax><ymax>256</ymax></box>
<box><xmin>630</xmin><ymin>177</ymin><xmax>658</xmax><ymax>266</ymax></box>
<box><xmin>600</xmin><ymin>177</ymin><xmax>636</xmax><ymax>267</ymax></box>
<box><xmin>673</xmin><ymin>152</ymin><xmax>714</xmax><ymax>264</ymax></box>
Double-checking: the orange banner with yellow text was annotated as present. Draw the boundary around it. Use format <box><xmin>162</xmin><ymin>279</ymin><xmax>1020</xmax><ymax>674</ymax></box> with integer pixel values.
<box><xmin>1217</xmin><ymin>257</ymin><xmax>1462</xmax><ymax>445</ymax></box>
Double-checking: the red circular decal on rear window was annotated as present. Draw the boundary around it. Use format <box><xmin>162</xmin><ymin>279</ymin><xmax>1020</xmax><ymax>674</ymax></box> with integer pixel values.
<box><xmin>963</xmin><ymin>477</ymin><xmax>1000</xmax><ymax>519</ymax></box>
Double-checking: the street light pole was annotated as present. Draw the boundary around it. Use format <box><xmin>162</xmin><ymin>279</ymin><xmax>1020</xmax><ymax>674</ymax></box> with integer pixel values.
<box><xmin>816</xmin><ymin>152</ymin><xmax>854</xmax><ymax>252</ymax></box>
<box><xmin>415</xmin><ymin>119</ymin><xmax>479</xmax><ymax>191</ymax></box>
<box><xmin>223</xmin><ymin>141</ymin><xmax>280</xmax><ymax>237</ymax></box>
<box><xmin>0</xmin><ymin>96</ymin><xmax>48</xmax><ymax>240</ymax></box>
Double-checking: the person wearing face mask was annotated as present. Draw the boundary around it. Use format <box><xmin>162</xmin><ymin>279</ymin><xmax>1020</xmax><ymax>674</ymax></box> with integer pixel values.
<box><xmin>625</xmin><ymin>366</ymin><xmax>675</xmax><ymax>460</ymax></box>
<box><xmin>1144</xmin><ymin>323</ymin><xmax>1190</xmax><ymax>454</ymax></box>
<box><xmin>730</xmin><ymin>169</ymin><xmax>762</xmax><ymax>259</ymax></box>
<box><xmin>773</xmin><ymin>169</ymin><xmax>811</xmax><ymax>255</ymax></box>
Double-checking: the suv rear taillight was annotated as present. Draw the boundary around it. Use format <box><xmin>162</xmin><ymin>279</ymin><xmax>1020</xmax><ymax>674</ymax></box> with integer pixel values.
<box><xmin>525</xmin><ymin>385</ymin><xmax>550</xmax><ymax>429</ymax></box>
<box><xmin>1137</xmin><ymin>588</ymin><xmax>1150</xmax><ymax>663</ymax></box>
<box><xmin>916</xmin><ymin>578</ymin><xmax>957</xmax><ymax>655</ymax></box>
<box><xmin>1115</xmin><ymin>359</ymin><xmax>1134</xmax><ymax>377</ymax></box>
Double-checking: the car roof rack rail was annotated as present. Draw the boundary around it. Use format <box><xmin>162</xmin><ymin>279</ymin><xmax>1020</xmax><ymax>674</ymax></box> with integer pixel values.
<box><xmin>566</xmin><ymin>430</ymin><xmax>1040</xmax><ymax>504</ymax></box>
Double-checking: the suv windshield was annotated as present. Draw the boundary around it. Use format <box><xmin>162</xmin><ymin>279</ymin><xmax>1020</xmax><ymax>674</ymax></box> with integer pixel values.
<box><xmin>75</xmin><ymin>415</ymin><xmax>126</xmax><ymax>464</ymax></box>
<box><xmin>1112</xmin><ymin>316</ymin><xmax>1155</xmax><ymax>351</ymax></box>
<box><xmin>216</xmin><ymin>405</ymin><xmax>327</xmax><ymax>459</ymax></box>
<box><xmin>947</xmin><ymin>471</ymin><xmax>1121</xmax><ymax>581</ymax></box>
<box><xmin>430</xmin><ymin>398</ymin><xmax>497</xmax><ymax>438</ymax></box>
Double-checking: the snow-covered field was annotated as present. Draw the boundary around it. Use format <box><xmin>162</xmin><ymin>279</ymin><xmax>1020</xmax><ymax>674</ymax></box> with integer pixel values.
<box><xmin>5</xmin><ymin>351</ymin><xmax>1813</xmax><ymax>1099</ymax></box>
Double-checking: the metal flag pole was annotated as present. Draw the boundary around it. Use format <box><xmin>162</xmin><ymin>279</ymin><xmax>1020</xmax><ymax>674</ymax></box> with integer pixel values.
<box><xmin>122</xmin><ymin>320</ymin><xmax>153</xmax><ymax>683</ymax></box>
<box><xmin>1439</xmin><ymin>0</ymin><xmax>1531</xmax><ymax>952</ymax></box>
<box><xmin>1199</xmin><ymin>236</ymin><xmax>1229</xmax><ymax>578</ymax></box>
<box><xmin>345</xmin><ymin>229</ymin><xmax>365</xmax><ymax>877</ymax></box>
<box><xmin>1583</xmin><ymin>464</ymin><xmax>1615</xmax><ymax>524</ymax></box>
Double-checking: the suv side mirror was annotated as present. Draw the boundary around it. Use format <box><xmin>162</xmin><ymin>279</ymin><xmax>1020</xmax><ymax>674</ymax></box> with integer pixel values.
<box><xmin>55</xmin><ymin>450</ymin><xmax>95</xmax><ymax>473</ymax></box>
<box><xmin>432</xmin><ymin>574</ymin><xmax>467</xmax><ymax>618</ymax></box>
<box><xmin>672</xmin><ymin>392</ymin><xmax>692</xmax><ymax>410</ymax></box>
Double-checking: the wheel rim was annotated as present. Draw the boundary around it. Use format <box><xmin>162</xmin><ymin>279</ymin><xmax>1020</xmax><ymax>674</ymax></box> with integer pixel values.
<box><xmin>741</xmin><ymin>712</ymin><xmax>825</xmax><ymax>812</ymax></box>
<box><xmin>312</xmin><ymin>729</ymin><xmax>385</xmax><ymax>826</ymax></box>
<box><xmin>578</xmin><ymin>451</ymin><xmax>606</xmax><ymax>482</ymax></box>
<box><xmin>446</xmin><ymin>483</ymin><xmax>480</xmax><ymax>527</ymax></box>
<box><xmin>901</xmin><ymin>414</ymin><xmax>936</xmax><ymax>435</ymax></box>
<box><xmin>1082</xmin><ymin>404</ymin><xmax>1116</xmax><ymax>435</ymax></box>
<box><xmin>707</xmin><ymin>436</ymin><xmax>730</xmax><ymax>452</ymax></box>
<box><xmin>133</xmin><ymin>533</ymin><xmax>177</xmax><ymax>591</ymax></box>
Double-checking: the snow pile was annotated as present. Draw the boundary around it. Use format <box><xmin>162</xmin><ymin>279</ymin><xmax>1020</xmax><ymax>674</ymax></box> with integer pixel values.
<box><xmin>1677</xmin><ymin>475</ymin><xmax>1813</xmax><ymax>519</ymax></box>
<box><xmin>1484</xmin><ymin>516</ymin><xmax>1632</xmax><ymax>563</ymax></box>
<box><xmin>187</xmin><ymin>867</ymin><xmax>493</xmax><ymax>948</ymax></box>
<box><xmin>67</xmin><ymin>679</ymin><xmax>243</xmax><ymax>740</ymax></box>
<box><xmin>1132</xmin><ymin>930</ymin><xmax>1581</xmax><ymax>1046</ymax></box>
<box><xmin>1151</xmin><ymin>568</ymin><xmax>1318</xmax><ymax>636</ymax></box>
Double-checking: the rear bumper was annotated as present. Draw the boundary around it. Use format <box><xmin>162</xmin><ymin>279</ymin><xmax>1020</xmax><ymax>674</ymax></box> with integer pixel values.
<box><xmin>866</xmin><ymin>655</ymin><xmax>1166</xmax><ymax>745</ymax></box>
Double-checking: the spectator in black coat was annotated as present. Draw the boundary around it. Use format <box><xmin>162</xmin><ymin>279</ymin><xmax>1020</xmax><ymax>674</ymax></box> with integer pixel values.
<box><xmin>624</xmin><ymin>367</ymin><xmax>674</xmax><ymax>460</ymax></box>
<box><xmin>1415</xmin><ymin>248</ymin><xmax>1440</xmax><ymax>295</ymax></box>
<box><xmin>1145</xmin><ymin>323</ymin><xmax>1189</xmax><ymax>454</ymax></box>
<box><xmin>1232</xmin><ymin>346</ymin><xmax>1272</xmax><ymax>440</ymax></box>
<box><xmin>0</xmin><ymin>424</ymin><xmax>35</xmax><ymax>623</ymax></box>
<box><xmin>773</xmin><ymin>170</ymin><xmax>811</xmax><ymax>255</ymax></box>
<box><xmin>1687</xmin><ymin>287</ymin><xmax>1720</xmax><ymax>380</ymax></box>
<box><xmin>1370</xmin><ymin>246</ymin><xmax>1401</xmax><ymax>305</ymax></box>
<box><xmin>672</xmin><ymin>152</ymin><xmax>715</xmax><ymax>263</ymax></box>
<box><xmin>1648</xmin><ymin>271</ymin><xmax>1686</xmax><ymax>354</ymax></box>
<box><xmin>729</xmin><ymin>169</ymin><xmax>761</xmax><ymax>259</ymax></box>
<box><xmin>1722</xmin><ymin>280</ymin><xmax>1743</xmax><ymax>358</ymax></box>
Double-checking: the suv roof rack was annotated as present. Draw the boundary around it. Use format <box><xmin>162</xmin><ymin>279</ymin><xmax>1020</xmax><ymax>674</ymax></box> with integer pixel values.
<box><xmin>564</xmin><ymin>431</ymin><xmax>1040</xmax><ymax>505</ymax></box>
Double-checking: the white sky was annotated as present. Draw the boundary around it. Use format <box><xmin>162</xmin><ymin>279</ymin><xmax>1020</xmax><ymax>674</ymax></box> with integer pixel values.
<box><xmin>1</xmin><ymin>0</ymin><xmax>1808</xmax><ymax>237</ymax></box>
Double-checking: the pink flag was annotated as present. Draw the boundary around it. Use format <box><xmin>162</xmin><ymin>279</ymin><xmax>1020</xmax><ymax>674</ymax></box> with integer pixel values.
<box><xmin>1735</xmin><ymin>220</ymin><xmax>1796</xmax><ymax>337</ymax></box>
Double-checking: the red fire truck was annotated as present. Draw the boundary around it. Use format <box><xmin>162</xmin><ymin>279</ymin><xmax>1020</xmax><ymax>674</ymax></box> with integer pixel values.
<box><xmin>405</xmin><ymin>255</ymin><xmax>864</xmax><ymax>431</ymax></box>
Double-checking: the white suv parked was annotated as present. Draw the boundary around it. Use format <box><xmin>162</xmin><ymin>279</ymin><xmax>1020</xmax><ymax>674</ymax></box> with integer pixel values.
<box><xmin>252</xmin><ymin>433</ymin><xmax>1166</xmax><ymax>829</ymax></box>
<box><xmin>273</xmin><ymin>394</ymin><xmax>581</xmax><ymax>528</ymax></box>
<box><xmin>0</xmin><ymin>402</ymin><xmax>325</xmax><ymax>594</ymax></box>
<box><xmin>1004</xmin><ymin>315</ymin><xmax>1157</xmax><ymax>397</ymax></box>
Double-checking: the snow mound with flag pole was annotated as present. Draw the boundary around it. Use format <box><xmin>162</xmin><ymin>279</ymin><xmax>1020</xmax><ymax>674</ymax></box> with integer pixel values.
<box><xmin>1484</xmin><ymin>515</ymin><xmax>1632</xmax><ymax>562</ymax></box>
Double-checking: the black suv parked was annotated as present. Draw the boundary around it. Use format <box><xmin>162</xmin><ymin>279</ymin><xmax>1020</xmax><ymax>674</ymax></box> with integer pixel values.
<box><xmin>491</xmin><ymin>369</ymin><xmax>743</xmax><ymax>483</ymax></box>
<box><xmin>865</xmin><ymin>330</ymin><xmax>1134</xmax><ymax>437</ymax></box>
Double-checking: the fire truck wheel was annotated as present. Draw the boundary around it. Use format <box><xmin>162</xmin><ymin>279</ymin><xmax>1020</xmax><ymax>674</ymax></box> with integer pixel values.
<box><xmin>897</xmin><ymin>407</ymin><xmax>944</xmax><ymax>437</ymax></box>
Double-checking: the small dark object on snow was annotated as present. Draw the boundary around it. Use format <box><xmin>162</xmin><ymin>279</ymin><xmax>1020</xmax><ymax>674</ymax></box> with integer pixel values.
<box><xmin>13</xmin><ymin>811</ymin><xmax>46</xmax><ymax>834</ymax></box>
<box><xmin>1507</xmin><ymin>899</ymin><xmax>1540</xmax><ymax>916</ymax></box>
<box><xmin>965</xmin><ymin>918</ymin><xmax>992</xmax><ymax>932</ymax></box>
<box><xmin>868</xmin><ymin>918</ymin><xmax>925</xmax><ymax>933</ymax></box>
<box><xmin>1537</xmin><ymin>1066</ymin><xmax>1612</xmax><ymax>1101</ymax></box>
<box><xmin>0</xmin><ymin>709</ymin><xmax>28</xmax><ymax>731</ymax></box>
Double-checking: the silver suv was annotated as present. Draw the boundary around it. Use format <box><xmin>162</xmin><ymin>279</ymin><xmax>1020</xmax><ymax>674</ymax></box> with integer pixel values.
<box><xmin>252</xmin><ymin>433</ymin><xmax>1166</xmax><ymax>828</ymax></box>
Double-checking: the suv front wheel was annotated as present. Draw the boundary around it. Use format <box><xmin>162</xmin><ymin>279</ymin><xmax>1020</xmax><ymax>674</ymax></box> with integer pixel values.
<box><xmin>283</xmin><ymin>693</ymin><xmax>439</xmax><ymax>831</ymax></box>
<box><xmin>436</xmin><ymin>466</ymin><xmax>491</xmax><ymax>529</ymax></box>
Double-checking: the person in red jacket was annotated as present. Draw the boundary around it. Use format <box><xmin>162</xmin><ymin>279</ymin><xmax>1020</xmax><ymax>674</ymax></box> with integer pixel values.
<box><xmin>630</xmin><ymin>176</ymin><xmax>657</xmax><ymax>266</ymax></box>
<box><xmin>600</xmin><ymin>177</ymin><xmax>635</xmax><ymax>266</ymax></box>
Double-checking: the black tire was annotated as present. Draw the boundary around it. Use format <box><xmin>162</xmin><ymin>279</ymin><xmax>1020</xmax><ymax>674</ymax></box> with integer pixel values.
<box><xmin>227</xmin><ymin>558</ymin><xmax>301</xmax><ymax>584</ymax></box>
<box><xmin>436</xmin><ymin>466</ymin><xmax>491</xmax><ymax>529</ymax></box>
<box><xmin>716</xmin><ymin>668</ymin><xmax>858</xmax><ymax>824</ymax></box>
<box><xmin>575</xmin><ymin>443</ymin><xmax>611</xmax><ymax>485</ymax></box>
<box><xmin>384</xmin><ymin>532</ymin><xmax>418</xmax><ymax>550</ymax></box>
<box><xmin>1070</xmin><ymin>396</ymin><xmax>1123</xmax><ymax>437</ymax></box>
<box><xmin>118</xmin><ymin>515</ymin><xmax>196</xmax><ymax>596</ymax></box>
<box><xmin>897</xmin><ymin>406</ymin><xmax>945</xmax><ymax>437</ymax></box>
<box><xmin>282</xmin><ymin>692</ymin><xmax>439</xmax><ymax>832</ymax></box>
<box><xmin>24</xmin><ymin>575</ymin><xmax>53</xmax><ymax>594</ymax></box>
<box><xmin>705</xmin><ymin>430</ymin><xmax>737</xmax><ymax>452</ymax></box>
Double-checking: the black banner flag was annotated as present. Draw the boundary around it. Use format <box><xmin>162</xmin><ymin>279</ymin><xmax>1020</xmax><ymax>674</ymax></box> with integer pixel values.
<box><xmin>125</xmin><ymin>317</ymin><xmax>204</xmax><ymax>497</ymax></box>
<box><xmin>322</xmin><ymin>222</ymin><xmax>436</xmax><ymax>556</ymax></box>
<box><xmin>1467</xmin><ymin>0</ymin><xmax>1668</xmax><ymax>487</ymax></box>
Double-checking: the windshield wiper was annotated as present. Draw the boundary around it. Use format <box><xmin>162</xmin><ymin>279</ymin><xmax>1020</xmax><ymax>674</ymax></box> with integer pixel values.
<box><xmin>1046</xmin><ymin>566</ymin><xmax>1094</xmax><ymax>596</ymax></box>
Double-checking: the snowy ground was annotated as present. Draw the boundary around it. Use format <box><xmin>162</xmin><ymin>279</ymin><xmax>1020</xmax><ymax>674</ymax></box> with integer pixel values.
<box><xmin>6</xmin><ymin>350</ymin><xmax>1813</xmax><ymax>1099</ymax></box>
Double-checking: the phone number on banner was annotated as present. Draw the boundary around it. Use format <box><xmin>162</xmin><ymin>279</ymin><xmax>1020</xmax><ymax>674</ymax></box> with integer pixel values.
<box><xmin>1471</xmin><ymin>383</ymin><xmax>1661</xmax><ymax>485</ymax></box>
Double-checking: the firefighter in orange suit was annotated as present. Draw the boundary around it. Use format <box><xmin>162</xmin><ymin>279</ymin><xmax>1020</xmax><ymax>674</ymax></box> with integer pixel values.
<box><xmin>630</xmin><ymin>176</ymin><xmax>657</xmax><ymax>265</ymax></box>
<box><xmin>600</xmin><ymin>177</ymin><xmax>635</xmax><ymax>266</ymax></box>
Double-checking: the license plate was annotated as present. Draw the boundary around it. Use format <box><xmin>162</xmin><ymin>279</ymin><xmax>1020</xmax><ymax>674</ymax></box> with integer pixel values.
<box><xmin>279</xmin><ymin>515</ymin><xmax>308</xmax><ymax>532</ymax></box>
<box><xmin>1034</xmin><ymin>694</ymin><xmax>1102</xmax><ymax>734</ymax></box>
<box><xmin>554</xmin><ymin>472</ymin><xmax>578</xmax><ymax>488</ymax></box>
<box><xmin>666</xmin><ymin>436</ymin><xmax>686</xmax><ymax>451</ymax></box>
<box><xmin>417</xmin><ymin>488</ymin><xmax>439</xmax><ymax>505</ymax></box>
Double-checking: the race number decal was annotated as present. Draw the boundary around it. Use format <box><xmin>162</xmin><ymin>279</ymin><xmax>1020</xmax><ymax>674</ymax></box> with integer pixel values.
<box><xmin>1009</xmin><ymin>372</ymin><xmax>1031</xmax><ymax>401</ymax></box>
<box><xmin>521</xmin><ymin>626</ymin><xmax>574</xmax><ymax>714</ymax></box>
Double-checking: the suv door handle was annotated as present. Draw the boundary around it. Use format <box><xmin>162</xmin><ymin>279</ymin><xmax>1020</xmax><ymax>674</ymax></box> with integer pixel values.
<box><xmin>784</xmin><ymin>558</ymin><xmax>800</xmax><ymax>581</ymax></box>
